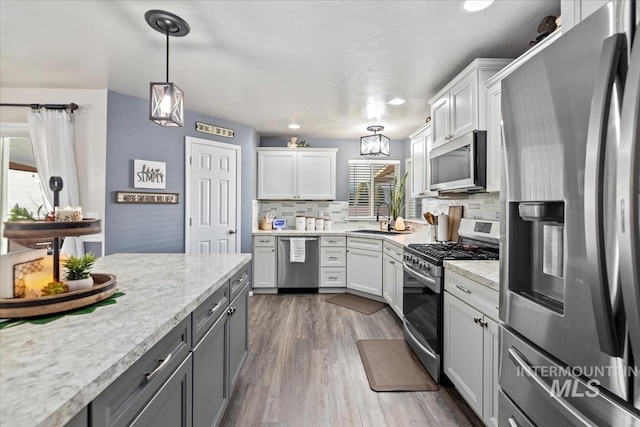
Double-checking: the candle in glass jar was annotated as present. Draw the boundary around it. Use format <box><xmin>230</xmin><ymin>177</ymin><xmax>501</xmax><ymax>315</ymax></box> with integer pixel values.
<box><xmin>55</xmin><ymin>206</ymin><xmax>83</xmax><ymax>222</ymax></box>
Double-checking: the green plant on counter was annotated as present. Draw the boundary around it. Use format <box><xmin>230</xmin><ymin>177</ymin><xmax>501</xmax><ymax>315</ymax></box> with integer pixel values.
<box><xmin>63</xmin><ymin>253</ymin><xmax>96</xmax><ymax>280</ymax></box>
<box><xmin>390</xmin><ymin>172</ymin><xmax>408</xmax><ymax>220</ymax></box>
<box><xmin>8</xmin><ymin>204</ymin><xmax>39</xmax><ymax>221</ymax></box>
<box><xmin>297</xmin><ymin>139</ymin><xmax>310</xmax><ymax>147</ymax></box>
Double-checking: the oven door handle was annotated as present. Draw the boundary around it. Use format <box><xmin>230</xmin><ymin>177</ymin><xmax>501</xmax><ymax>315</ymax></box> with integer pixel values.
<box><xmin>403</xmin><ymin>262</ymin><xmax>440</xmax><ymax>293</ymax></box>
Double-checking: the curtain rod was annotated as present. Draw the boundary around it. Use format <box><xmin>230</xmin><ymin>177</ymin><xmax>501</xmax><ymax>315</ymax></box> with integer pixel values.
<box><xmin>0</xmin><ymin>103</ymin><xmax>79</xmax><ymax>112</ymax></box>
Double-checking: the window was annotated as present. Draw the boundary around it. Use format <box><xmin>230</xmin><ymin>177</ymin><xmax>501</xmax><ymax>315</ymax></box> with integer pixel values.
<box><xmin>348</xmin><ymin>159</ymin><xmax>399</xmax><ymax>219</ymax></box>
<box><xmin>0</xmin><ymin>125</ymin><xmax>50</xmax><ymax>254</ymax></box>
<box><xmin>405</xmin><ymin>158</ymin><xmax>422</xmax><ymax>219</ymax></box>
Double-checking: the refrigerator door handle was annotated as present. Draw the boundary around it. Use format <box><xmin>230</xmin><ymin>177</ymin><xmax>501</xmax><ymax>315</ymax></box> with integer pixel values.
<box><xmin>617</xmin><ymin>30</ymin><xmax>640</xmax><ymax>366</ymax></box>
<box><xmin>507</xmin><ymin>347</ymin><xmax>598</xmax><ymax>427</ymax></box>
<box><xmin>584</xmin><ymin>33</ymin><xmax>627</xmax><ymax>357</ymax></box>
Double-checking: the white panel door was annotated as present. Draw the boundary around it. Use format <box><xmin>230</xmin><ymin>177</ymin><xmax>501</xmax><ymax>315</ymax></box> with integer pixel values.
<box><xmin>257</xmin><ymin>151</ymin><xmax>296</xmax><ymax>199</ymax></box>
<box><xmin>187</xmin><ymin>139</ymin><xmax>238</xmax><ymax>254</ymax></box>
<box><xmin>346</xmin><ymin>247</ymin><xmax>382</xmax><ymax>296</ymax></box>
<box><xmin>253</xmin><ymin>246</ymin><xmax>276</xmax><ymax>288</ymax></box>
<box><xmin>297</xmin><ymin>151</ymin><xmax>336</xmax><ymax>199</ymax></box>
<box><xmin>431</xmin><ymin>96</ymin><xmax>450</xmax><ymax>149</ymax></box>
<box><xmin>382</xmin><ymin>253</ymin><xmax>395</xmax><ymax>305</ymax></box>
<box><xmin>443</xmin><ymin>291</ymin><xmax>483</xmax><ymax>417</ymax></box>
<box><xmin>450</xmin><ymin>72</ymin><xmax>477</xmax><ymax>139</ymax></box>
<box><xmin>485</xmin><ymin>82</ymin><xmax>502</xmax><ymax>192</ymax></box>
<box><xmin>482</xmin><ymin>316</ymin><xmax>500</xmax><ymax>427</ymax></box>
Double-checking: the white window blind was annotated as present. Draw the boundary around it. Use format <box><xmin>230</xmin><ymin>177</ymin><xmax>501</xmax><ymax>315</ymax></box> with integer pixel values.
<box><xmin>405</xmin><ymin>158</ymin><xmax>420</xmax><ymax>219</ymax></box>
<box><xmin>348</xmin><ymin>159</ymin><xmax>399</xmax><ymax>219</ymax></box>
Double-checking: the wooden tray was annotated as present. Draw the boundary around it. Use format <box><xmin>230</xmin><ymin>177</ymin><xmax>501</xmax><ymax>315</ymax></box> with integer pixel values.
<box><xmin>0</xmin><ymin>273</ymin><xmax>117</xmax><ymax>318</ymax></box>
<box><xmin>3</xmin><ymin>219</ymin><xmax>102</xmax><ymax>239</ymax></box>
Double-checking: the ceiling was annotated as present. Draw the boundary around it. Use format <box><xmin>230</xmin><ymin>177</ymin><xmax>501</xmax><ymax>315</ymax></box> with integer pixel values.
<box><xmin>0</xmin><ymin>1</ymin><xmax>560</xmax><ymax>140</ymax></box>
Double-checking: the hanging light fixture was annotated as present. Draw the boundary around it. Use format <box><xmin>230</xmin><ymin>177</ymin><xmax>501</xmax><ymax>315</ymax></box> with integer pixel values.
<box><xmin>145</xmin><ymin>10</ymin><xmax>190</xmax><ymax>127</ymax></box>
<box><xmin>360</xmin><ymin>125</ymin><xmax>390</xmax><ymax>156</ymax></box>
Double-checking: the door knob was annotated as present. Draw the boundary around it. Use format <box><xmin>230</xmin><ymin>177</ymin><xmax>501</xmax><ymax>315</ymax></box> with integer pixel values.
<box><xmin>229</xmin><ymin>229</ymin><xmax>236</xmax><ymax>234</ymax></box>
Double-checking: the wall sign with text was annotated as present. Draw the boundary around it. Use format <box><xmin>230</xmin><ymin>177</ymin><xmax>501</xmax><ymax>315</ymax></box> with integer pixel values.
<box><xmin>195</xmin><ymin>122</ymin><xmax>235</xmax><ymax>138</ymax></box>
<box><xmin>134</xmin><ymin>159</ymin><xmax>166</xmax><ymax>189</ymax></box>
<box><xmin>116</xmin><ymin>191</ymin><xmax>179</xmax><ymax>204</ymax></box>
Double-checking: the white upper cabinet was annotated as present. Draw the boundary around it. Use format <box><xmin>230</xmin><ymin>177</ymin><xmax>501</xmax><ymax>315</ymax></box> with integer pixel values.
<box><xmin>257</xmin><ymin>148</ymin><xmax>337</xmax><ymax>200</ymax></box>
<box><xmin>429</xmin><ymin>59</ymin><xmax>512</xmax><ymax>150</ymax></box>
<box><xmin>409</xmin><ymin>123</ymin><xmax>438</xmax><ymax>198</ymax></box>
<box><xmin>483</xmin><ymin>30</ymin><xmax>562</xmax><ymax>193</ymax></box>
<box><xmin>560</xmin><ymin>0</ymin><xmax>609</xmax><ymax>32</ymax></box>
<box><xmin>485</xmin><ymin>81</ymin><xmax>502</xmax><ymax>193</ymax></box>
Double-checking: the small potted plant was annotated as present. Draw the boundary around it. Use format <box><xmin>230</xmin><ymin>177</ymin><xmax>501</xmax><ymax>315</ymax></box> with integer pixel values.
<box><xmin>63</xmin><ymin>253</ymin><xmax>96</xmax><ymax>291</ymax></box>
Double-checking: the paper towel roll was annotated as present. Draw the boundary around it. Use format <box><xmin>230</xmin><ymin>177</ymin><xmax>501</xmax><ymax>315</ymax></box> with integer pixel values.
<box><xmin>437</xmin><ymin>214</ymin><xmax>449</xmax><ymax>241</ymax></box>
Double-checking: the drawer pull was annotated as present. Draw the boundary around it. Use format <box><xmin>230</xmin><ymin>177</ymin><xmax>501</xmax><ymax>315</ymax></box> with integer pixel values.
<box><xmin>259</xmin><ymin>239</ymin><xmax>271</xmax><ymax>243</ymax></box>
<box><xmin>208</xmin><ymin>302</ymin><xmax>220</xmax><ymax>314</ymax></box>
<box><xmin>328</xmin><ymin>256</ymin><xmax>338</xmax><ymax>260</ymax></box>
<box><xmin>389</xmin><ymin>260</ymin><xmax>395</xmax><ymax>264</ymax></box>
<box><xmin>145</xmin><ymin>353</ymin><xmax>173</xmax><ymax>383</ymax></box>
<box><xmin>456</xmin><ymin>285</ymin><xmax>471</xmax><ymax>294</ymax></box>
<box><xmin>328</xmin><ymin>240</ymin><xmax>337</xmax><ymax>243</ymax></box>
<box><xmin>508</xmin><ymin>417</ymin><xmax>521</xmax><ymax>427</ymax></box>
<box><xmin>233</xmin><ymin>273</ymin><xmax>248</xmax><ymax>286</ymax></box>
<box><xmin>328</xmin><ymin>276</ymin><xmax>338</xmax><ymax>280</ymax></box>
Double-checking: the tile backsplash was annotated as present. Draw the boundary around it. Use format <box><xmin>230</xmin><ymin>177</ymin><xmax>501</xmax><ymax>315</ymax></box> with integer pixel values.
<box><xmin>417</xmin><ymin>192</ymin><xmax>500</xmax><ymax>221</ymax></box>
<box><xmin>255</xmin><ymin>200</ymin><xmax>349</xmax><ymax>230</ymax></box>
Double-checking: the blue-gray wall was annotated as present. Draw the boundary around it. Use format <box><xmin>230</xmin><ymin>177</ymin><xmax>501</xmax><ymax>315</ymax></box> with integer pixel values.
<box><xmin>105</xmin><ymin>91</ymin><xmax>259</xmax><ymax>255</ymax></box>
<box><xmin>260</xmin><ymin>137</ymin><xmax>407</xmax><ymax>201</ymax></box>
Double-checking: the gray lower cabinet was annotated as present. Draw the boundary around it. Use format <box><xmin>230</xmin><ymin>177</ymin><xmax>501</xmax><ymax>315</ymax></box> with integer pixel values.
<box><xmin>89</xmin><ymin>264</ymin><xmax>250</xmax><ymax>427</ymax></box>
<box><xmin>228</xmin><ymin>283</ymin><xmax>249</xmax><ymax>393</ymax></box>
<box><xmin>91</xmin><ymin>317</ymin><xmax>192</xmax><ymax>427</ymax></box>
<box><xmin>131</xmin><ymin>355</ymin><xmax>193</xmax><ymax>427</ymax></box>
<box><xmin>192</xmin><ymin>309</ymin><xmax>228</xmax><ymax>427</ymax></box>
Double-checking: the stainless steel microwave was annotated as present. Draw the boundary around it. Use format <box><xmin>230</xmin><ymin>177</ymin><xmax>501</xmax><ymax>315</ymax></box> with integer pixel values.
<box><xmin>429</xmin><ymin>130</ymin><xmax>486</xmax><ymax>192</ymax></box>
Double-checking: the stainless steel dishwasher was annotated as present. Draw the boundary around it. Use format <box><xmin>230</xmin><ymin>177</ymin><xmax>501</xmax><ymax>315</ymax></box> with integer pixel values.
<box><xmin>277</xmin><ymin>237</ymin><xmax>319</xmax><ymax>289</ymax></box>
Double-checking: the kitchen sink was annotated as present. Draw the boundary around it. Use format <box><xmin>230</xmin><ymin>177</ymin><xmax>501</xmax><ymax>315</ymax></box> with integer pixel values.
<box><xmin>349</xmin><ymin>229</ymin><xmax>412</xmax><ymax>235</ymax></box>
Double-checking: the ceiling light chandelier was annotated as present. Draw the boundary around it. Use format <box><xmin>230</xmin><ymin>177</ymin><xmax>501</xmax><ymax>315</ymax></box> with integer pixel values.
<box><xmin>145</xmin><ymin>10</ymin><xmax>190</xmax><ymax>127</ymax></box>
<box><xmin>360</xmin><ymin>125</ymin><xmax>390</xmax><ymax>156</ymax></box>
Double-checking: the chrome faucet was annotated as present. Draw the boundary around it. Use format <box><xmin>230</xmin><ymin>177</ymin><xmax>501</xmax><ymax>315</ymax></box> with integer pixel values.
<box><xmin>376</xmin><ymin>202</ymin><xmax>392</xmax><ymax>230</ymax></box>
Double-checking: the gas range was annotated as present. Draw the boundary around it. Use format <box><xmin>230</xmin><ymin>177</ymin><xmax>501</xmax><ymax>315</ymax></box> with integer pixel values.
<box><xmin>403</xmin><ymin>218</ymin><xmax>500</xmax><ymax>276</ymax></box>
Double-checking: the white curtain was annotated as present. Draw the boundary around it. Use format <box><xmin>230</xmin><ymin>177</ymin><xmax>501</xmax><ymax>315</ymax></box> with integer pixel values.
<box><xmin>28</xmin><ymin>109</ymin><xmax>83</xmax><ymax>256</ymax></box>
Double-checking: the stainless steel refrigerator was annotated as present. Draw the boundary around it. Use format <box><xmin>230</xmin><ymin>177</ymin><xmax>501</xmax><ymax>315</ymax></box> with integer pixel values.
<box><xmin>499</xmin><ymin>1</ymin><xmax>640</xmax><ymax>425</ymax></box>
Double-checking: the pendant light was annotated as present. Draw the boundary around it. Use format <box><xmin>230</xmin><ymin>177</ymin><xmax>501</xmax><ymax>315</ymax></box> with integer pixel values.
<box><xmin>360</xmin><ymin>125</ymin><xmax>390</xmax><ymax>156</ymax></box>
<box><xmin>145</xmin><ymin>10</ymin><xmax>190</xmax><ymax>127</ymax></box>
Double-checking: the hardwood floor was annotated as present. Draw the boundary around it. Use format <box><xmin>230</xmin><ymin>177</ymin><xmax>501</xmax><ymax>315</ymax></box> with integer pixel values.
<box><xmin>221</xmin><ymin>294</ymin><xmax>483</xmax><ymax>427</ymax></box>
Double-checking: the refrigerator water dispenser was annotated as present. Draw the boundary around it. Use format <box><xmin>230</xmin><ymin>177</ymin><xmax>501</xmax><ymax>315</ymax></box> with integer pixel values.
<box><xmin>508</xmin><ymin>201</ymin><xmax>566</xmax><ymax>314</ymax></box>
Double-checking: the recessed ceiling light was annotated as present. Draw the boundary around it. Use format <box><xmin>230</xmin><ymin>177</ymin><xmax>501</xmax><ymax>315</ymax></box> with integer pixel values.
<box><xmin>461</xmin><ymin>0</ymin><xmax>494</xmax><ymax>13</ymax></box>
<box><xmin>387</xmin><ymin>98</ymin><xmax>405</xmax><ymax>105</ymax></box>
<box><xmin>288</xmin><ymin>124</ymin><xmax>300</xmax><ymax>129</ymax></box>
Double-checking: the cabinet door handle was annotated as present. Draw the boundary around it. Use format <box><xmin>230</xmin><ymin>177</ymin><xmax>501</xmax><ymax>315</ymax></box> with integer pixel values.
<box><xmin>328</xmin><ymin>276</ymin><xmax>338</xmax><ymax>280</ymax></box>
<box><xmin>145</xmin><ymin>352</ymin><xmax>173</xmax><ymax>383</ymax></box>
<box><xmin>456</xmin><ymin>284</ymin><xmax>471</xmax><ymax>294</ymax></box>
<box><xmin>473</xmin><ymin>316</ymin><xmax>481</xmax><ymax>324</ymax></box>
<box><xmin>272</xmin><ymin>249</ymin><xmax>275</xmax><ymax>252</ymax></box>
<box><xmin>209</xmin><ymin>302</ymin><xmax>220</xmax><ymax>314</ymax></box>
<box><xmin>390</xmin><ymin>260</ymin><xmax>395</xmax><ymax>264</ymax></box>
<box><xmin>227</xmin><ymin>306</ymin><xmax>237</xmax><ymax>316</ymax></box>
<box><xmin>329</xmin><ymin>256</ymin><xmax>338</xmax><ymax>260</ymax></box>
<box><xmin>478</xmin><ymin>319</ymin><xmax>488</xmax><ymax>328</ymax></box>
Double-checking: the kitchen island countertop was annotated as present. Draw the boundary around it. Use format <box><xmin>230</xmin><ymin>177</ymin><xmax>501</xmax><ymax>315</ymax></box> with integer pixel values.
<box><xmin>0</xmin><ymin>253</ymin><xmax>251</xmax><ymax>427</ymax></box>
<box><xmin>443</xmin><ymin>260</ymin><xmax>499</xmax><ymax>291</ymax></box>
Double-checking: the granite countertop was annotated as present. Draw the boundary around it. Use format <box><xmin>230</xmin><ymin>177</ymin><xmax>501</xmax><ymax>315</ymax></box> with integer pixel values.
<box><xmin>0</xmin><ymin>253</ymin><xmax>251</xmax><ymax>427</ymax></box>
<box><xmin>253</xmin><ymin>227</ymin><xmax>436</xmax><ymax>245</ymax></box>
<box><xmin>443</xmin><ymin>260</ymin><xmax>499</xmax><ymax>291</ymax></box>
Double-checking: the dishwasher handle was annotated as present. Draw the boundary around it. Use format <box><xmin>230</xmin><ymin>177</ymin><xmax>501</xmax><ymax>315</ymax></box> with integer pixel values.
<box><xmin>279</xmin><ymin>237</ymin><xmax>318</xmax><ymax>241</ymax></box>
